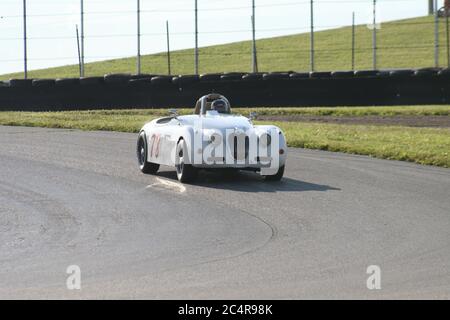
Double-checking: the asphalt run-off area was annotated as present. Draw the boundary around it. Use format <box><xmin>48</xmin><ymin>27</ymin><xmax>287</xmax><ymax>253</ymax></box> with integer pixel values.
<box><xmin>0</xmin><ymin>126</ymin><xmax>449</xmax><ymax>299</ymax></box>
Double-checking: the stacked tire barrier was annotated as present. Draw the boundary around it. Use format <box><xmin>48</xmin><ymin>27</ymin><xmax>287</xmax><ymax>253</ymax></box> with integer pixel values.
<box><xmin>0</xmin><ymin>68</ymin><xmax>449</xmax><ymax>111</ymax></box>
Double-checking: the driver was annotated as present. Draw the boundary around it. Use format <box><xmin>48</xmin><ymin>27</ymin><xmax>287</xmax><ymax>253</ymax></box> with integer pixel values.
<box><xmin>210</xmin><ymin>99</ymin><xmax>229</xmax><ymax>114</ymax></box>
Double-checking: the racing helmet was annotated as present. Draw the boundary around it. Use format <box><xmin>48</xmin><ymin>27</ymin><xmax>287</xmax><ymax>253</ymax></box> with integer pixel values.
<box><xmin>210</xmin><ymin>99</ymin><xmax>230</xmax><ymax>114</ymax></box>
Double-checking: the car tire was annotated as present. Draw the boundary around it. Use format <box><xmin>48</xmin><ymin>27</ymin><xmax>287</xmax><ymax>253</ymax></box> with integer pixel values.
<box><xmin>80</xmin><ymin>77</ymin><xmax>104</xmax><ymax>86</ymax></box>
<box><xmin>32</xmin><ymin>79</ymin><xmax>56</xmax><ymax>87</ymax></box>
<box><xmin>9</xmin><ymin>79</ymin><xmax>33</xmax><ymax>88</ymax></box>
<box><xmin>199</xmin><ymin>73</ymin><xmax>222</xmax><ymax>82</ymax></box>
<box><xmin>264</xmin><ymin>165</ymin><xmax>285</xmax><ymax>181</ymax></box>
<box><xmin>175</xmin><ymin>139</ymin><xmax>197</xmax><ymax>183</ymax></box>
<box><xmin>137</xmin><ymin>132</ymin><xmax>159</xmax><ymax>174</ymax></box>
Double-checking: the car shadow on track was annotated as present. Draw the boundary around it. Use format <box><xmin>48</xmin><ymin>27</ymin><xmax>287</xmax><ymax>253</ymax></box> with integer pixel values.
<box><xmin>155</xmin><ymin>169</ymin><xmax>340</xmax><ymax>193</ymax></box>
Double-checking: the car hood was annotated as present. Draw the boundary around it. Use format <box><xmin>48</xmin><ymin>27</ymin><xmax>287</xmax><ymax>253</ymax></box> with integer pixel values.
<box><xmin>178</xmin><ymin>114</ymin><xmax>253</xmax><ymax>131</ymax></box>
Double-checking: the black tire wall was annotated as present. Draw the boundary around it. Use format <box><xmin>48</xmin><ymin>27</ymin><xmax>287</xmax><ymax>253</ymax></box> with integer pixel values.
<box><xmin>0</xmin><ymin>69</ymin><xmax>449</xmax><ymax>111</ymax></box>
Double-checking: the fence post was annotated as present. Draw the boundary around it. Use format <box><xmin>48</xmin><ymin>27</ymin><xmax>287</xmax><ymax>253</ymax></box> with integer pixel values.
<box><xmin>251</xmin><ymin>0</ymin><xmax>258</xmax><ymax>73</ymax></box>
<box><xmin>435</xmin><ymin>0</ymin><xmax>440</xmax><ymax>68</ymax></box>
<box><xmin>372</xmin><ymin>0</ymin><xmax>377</xmax><ymax>70</ymax></box>
<box><xmin>447</xmin><ymin>11</ymin><xmax>449</xmax><ymax>67</ymax></box>
<box><xmin>194</xmin><ymin>0</ymin><xmax>199</xmax><ymax>75</ymax></box>
<box><xmin>23</xmin><ymin>0</ymin><xmax>28</xmax><ymax>79</ymax></box>
<box><xmin>352</xmin><ymin>12</ymin><xmax>355</xmax><ymax>71</ymax></box>
<box><xmin>429</xmin><ymin>0</ymin><xmax>435</xmax><ymax>15</ymax></box>
<box><xmin>166</xmin><ymin>21</ymin><xmax>171</xmax><ymax>75</ymax></box>
<box><xmin>80</xmin><ymin>0</ymin><xmax>85</xmax><ymax>77</ymax></box>
<box><xmin>76</xmin><ymin>25</ymin><xmax>82</xmax><ymax>77</ymax></box>
<box><xmin>310</xmin><ymin>0</ymin><xmax>314</xmax><ymax>72</ymax></box>
<box><xmin>137</xmin><ymin>0</ymin><xmax>141</xmax><ymax>75</ymax></box>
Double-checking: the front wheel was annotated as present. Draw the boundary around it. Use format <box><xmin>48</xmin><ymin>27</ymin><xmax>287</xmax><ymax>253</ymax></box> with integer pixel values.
<box><xmin>175</xmin><ymin>139</ymin><xmax>197</xmax><ymax>183</ymax></box>
<box><xmin>137</xmin><ymin>132</ymin><xmax>160</xmax><ymax>174</ymax></box>
<box><xmin>264</xmin><ymin>165</ymin><xmax>285</xmax><ymax>181</ymax></box>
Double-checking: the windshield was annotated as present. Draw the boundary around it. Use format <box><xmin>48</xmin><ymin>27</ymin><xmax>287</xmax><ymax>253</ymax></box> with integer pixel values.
<box><xmin>195</xmin><ymin>94</ymin><xmax>232</xmax><ymax>115</ymax></box>
<box><xmin>210</xmin><ymin>99</ymin><xmax>230</xmax><ymax>114</ymax></box>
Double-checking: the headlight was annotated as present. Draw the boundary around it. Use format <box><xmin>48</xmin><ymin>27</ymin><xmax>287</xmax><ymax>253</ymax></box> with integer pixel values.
<box><xmin>210</xmin><ymin>133</ymin><xmax>222</xmax><ymax>145</ymax></box>
<box><xmin>259</xmin><ymin>133</ymin><xmax>271</xmax><ymax>147</ymax></box>
<box><xmin>204</xmin><ymin>130</ymin><xmax>223</xmax><ymax>145</ymax></box>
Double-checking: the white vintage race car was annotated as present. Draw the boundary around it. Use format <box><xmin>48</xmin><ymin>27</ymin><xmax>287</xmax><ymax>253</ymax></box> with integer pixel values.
<box><xmin>137</xmin><ymin>93</ymin><xmax>287</xmax><ymax>183</ymax></box>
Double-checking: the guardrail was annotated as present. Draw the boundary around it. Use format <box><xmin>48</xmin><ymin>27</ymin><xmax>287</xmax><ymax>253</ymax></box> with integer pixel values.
<box><xmin>0</xmin><ymin>68</ymin><xmax>449</xmax><ymax>111</ymax></box>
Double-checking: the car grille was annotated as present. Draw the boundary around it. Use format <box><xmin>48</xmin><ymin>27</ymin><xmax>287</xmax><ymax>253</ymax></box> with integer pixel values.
<box><xmin>230</xmin><ymin>134</ymin><xmax>249</xmax><ymax>161</ymax></box>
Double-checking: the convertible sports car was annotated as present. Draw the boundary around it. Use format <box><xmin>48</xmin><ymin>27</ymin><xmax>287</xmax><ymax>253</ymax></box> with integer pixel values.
<box><xmin>137</xmin><ymin>93</ymin><xmax>287</xmax><ymax>182</ymax></box>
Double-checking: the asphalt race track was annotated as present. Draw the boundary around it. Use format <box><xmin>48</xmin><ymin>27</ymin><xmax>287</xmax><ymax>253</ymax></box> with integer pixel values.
<box><xmin>0</xmin><ymin>126</ymin><xmax>449</xmax><ymax>299</ymax></box>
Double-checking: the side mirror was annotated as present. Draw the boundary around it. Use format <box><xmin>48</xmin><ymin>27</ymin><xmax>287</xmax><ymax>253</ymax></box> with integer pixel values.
<box><xmin>249</xmin><ymin>112</ymin><xmax>258</xmax><ymax>121</ymax></box>
<box><xmin>169</xmin><ymin>109</ymin><xmax>178</xmax><ymax>117</ymax></box>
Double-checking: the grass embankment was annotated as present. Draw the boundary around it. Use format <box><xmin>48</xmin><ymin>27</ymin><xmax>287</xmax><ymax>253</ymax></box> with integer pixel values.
<box><xmin>1</xmin><ymin>105</ymin><xmax>448</xmax><ymax>125</ymax></box>
<box><xmin>272</xmin><ymin>122</ymin><xmax>449</xmax><ymax>167</ymax></box>
<box><xmin>0</xmin><ymin>106</ymin><xmax>448</xmax><ymax>167</ymax></box>
<box><xmin>0</xmin><ymin>15</ymin><xmax>448</xmax><ymax>80</ymax></box>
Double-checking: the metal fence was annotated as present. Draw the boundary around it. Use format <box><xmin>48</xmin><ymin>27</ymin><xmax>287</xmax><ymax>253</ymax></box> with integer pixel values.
<box><xmin>0</xmin><ymin>0</ymin><xmax>449</xmax><ymax>79</ymax></box>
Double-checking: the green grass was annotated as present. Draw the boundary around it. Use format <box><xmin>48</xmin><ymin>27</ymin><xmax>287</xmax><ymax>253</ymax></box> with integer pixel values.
<box><xmin>0</xmin><ymin>107</ymin><xmax>449</xmax><ymax>167</ymax></box>
<box><xmin>0</xmin><ymin>105</ymin><xmax>447</xmax><ymax>127</ymax></box>
<box><xmin>1</xmin><ymin>15</ymin><xmax>448</xmax><ymax>80</ymax></box>
<box><xmin>239</xmin><ymin>106</ymin><xmax>450</xmax><ymax>117</ymax></box>
<box><xmin>271</xmin><ymin>122</ymin><xmax>449</xmax><ymax>168</ymax></box>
